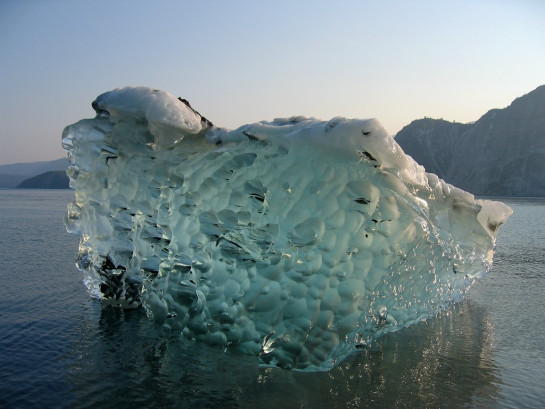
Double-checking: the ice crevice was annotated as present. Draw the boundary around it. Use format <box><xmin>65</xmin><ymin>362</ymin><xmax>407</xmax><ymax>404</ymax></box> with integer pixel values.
<box><xmin>62</xmin><ymin>86</ymin><xmax>512</xmax><ymax>370</ymax></box>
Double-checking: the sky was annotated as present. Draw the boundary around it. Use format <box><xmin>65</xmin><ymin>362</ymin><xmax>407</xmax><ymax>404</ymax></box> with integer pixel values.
<box><xmin>0</xmin><ymin>0</ymin><xmax>544</xmax><ymax>165</ymax></box>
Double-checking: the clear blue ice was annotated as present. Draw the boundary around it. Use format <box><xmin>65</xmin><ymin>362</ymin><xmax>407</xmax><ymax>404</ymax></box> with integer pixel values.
<box><xmin>62</xmin><ymin>87</ymin><xmax>511</xmax><ymax>370</ymax></box>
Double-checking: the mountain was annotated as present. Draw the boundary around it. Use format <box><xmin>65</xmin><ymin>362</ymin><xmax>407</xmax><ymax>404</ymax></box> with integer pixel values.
<box><xmin>17</xmin><ymin>171</ymin><xmax>70</xmax><ymax>189</ymax></box>
<box><xmin>0</xmin><ymin>157</ymin><xmax>68</xmax><ymax>175</ymax></box>
<box><xmin>0</xmin><ymin>158</ymin><xmax>68</xmax><ymax>188</ymax></box>
<box><xmin>4</xmin><ymin>85</ymin><xmax>545</xmax><ymax>195</ymax></box>
<box><xmin>0</xmin><ymin>174</ymin><xmax>27</xmax><ymax>188</ymax></box>
<box><xmin>395</xmin><ymin>85</ymin><xmax>545</xmax><ymax>197</ymax></box>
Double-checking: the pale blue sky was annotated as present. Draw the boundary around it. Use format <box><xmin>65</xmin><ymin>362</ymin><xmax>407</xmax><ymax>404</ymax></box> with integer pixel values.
<box><xmin>1</xmin><ymin>0</ymin><xmax>544</xmax><ymax>165</ymax></box>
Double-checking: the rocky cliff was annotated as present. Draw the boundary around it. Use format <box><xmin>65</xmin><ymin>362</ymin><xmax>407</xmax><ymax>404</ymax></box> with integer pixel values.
<box><xmin>395</xmin><ymin>85</ymin><xmax>545</xmax><ymax>197</ymax></box>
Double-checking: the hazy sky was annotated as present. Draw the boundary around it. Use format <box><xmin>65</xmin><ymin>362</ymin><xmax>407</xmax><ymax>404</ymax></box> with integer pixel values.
<box><xmin>1</xmin><ymin>0</ymin><xmax>544</xmax><ymax>165</ymax></box>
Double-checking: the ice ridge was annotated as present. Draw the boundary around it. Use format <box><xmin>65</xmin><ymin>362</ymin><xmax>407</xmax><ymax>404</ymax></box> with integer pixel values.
<box><xmin>62</xmin><ymin>86</ymin><xmax>512</xmax><ymax>370</ymax></box>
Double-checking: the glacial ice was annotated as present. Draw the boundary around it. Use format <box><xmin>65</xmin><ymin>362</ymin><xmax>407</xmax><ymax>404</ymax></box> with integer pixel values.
<box><xmin>62</xmin><ymin>86</ymin><xmax>512</xmax><ymax>370</ymax></box>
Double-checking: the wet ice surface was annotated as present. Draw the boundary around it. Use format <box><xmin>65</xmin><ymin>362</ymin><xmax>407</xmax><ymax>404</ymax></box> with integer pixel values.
<box><xmin>62</xmin><ymin>86</ymin><xmax>511</xmax><ymax>370</ymax></box>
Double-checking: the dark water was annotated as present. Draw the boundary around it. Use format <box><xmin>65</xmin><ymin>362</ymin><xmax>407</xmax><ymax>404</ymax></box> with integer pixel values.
<box><xmin>1</xmin><ymin>190</ymin><xmax>544</xmax><ymax>408</ymax></box>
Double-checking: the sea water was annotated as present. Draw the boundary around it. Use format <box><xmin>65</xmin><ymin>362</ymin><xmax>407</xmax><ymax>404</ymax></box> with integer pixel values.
<box><xmin>0</xmin><ymin>189</ymin><xmax>543</xmax><ymax>408</ymax></box>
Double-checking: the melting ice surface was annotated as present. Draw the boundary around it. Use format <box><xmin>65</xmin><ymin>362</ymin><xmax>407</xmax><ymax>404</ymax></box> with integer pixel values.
<box><xmin>62</xmin><ymin>86</ymin><xmax>512</xmax><ymax>370</ymax></box>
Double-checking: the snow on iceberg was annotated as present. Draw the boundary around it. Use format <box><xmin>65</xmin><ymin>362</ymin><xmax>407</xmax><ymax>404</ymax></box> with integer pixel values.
<box><xmin>62</xmin><ymin>86</ymin><xmax>512</xmax><ymax>370</ymax></box>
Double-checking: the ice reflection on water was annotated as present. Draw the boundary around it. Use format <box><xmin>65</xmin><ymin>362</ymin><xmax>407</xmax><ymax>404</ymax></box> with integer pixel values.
<box><xmin>68</xmin><ymin>298</ymin><xmax>500</xmax><ymax>409</ymax></box>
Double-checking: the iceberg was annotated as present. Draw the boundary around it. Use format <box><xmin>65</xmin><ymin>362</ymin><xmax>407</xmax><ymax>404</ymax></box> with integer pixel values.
<box><xmin>62</xmin><ymin>86</ymin><xmax>512</xmax><ymax>370</ymax></box>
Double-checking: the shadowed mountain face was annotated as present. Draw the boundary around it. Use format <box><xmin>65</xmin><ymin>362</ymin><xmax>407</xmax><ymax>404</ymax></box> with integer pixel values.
<box><xmin>0</xmin><ymin>158</ymin><xmax>68</xmax><ymax>188</ymax></box>
<box><xmin>17</xmin><ymin>171</ymin><xmax>69</xmax><ymax>189</ymax></box>
<box><xmin>395</xmin><ymin>85</ymin><xmax>545</xmax><ymax>197</ymax></box>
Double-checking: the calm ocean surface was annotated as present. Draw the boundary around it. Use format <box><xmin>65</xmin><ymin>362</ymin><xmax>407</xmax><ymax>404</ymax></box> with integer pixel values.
<box><xmin>1</xmin><ymin>189</ymin><xmax>544</xmax><ymax>409</ymax></box>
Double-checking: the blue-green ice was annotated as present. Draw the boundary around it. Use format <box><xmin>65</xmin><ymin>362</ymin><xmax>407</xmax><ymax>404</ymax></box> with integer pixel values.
<box><xmin>62</xmin><ymin>87</ymin><xmax>511</xmax><ymax>370</ymax></box>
